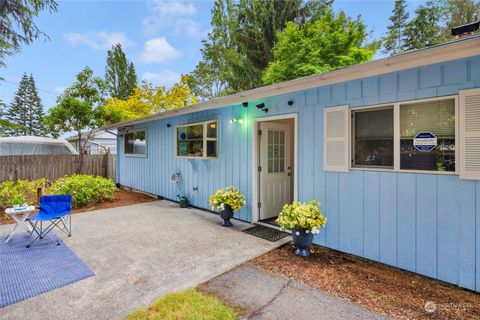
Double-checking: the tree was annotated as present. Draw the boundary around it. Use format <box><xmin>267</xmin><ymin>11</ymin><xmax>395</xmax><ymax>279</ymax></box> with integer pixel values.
<box><xmin>262</xmin><ymin>10</ymin><xmax>378</xmax><ymax>84</ymax></box>
<box><xmin>5</xmin><ymin>73</ymin><xmax>45</xmax><ymax>136</ymax></box>
<box><xmin>0</xmin><ymin>99</ymin><xmax>13</xmax><ymax>136</ymax></box>
<box><xmin>383</xmin><ymin>0</ymin><xmax>410</xmax><ymax>55</ymax></box>
<box><xmin>102</xmin><ymin>76</ymin><xmax>198</xmax><ymax>123</ymax></box>
<box><xmin>403</xmin><ymin>1</ymin><xmax>445</xmax><ymax>51</ymax></box>
<box><xmin>188</xmin><ymin>0</ymin><xmax>333</xmax><ymax>99</ymax></box>
<box><xmin>440</xmin><ymin>0</ymin><xmax>480</xmax><ymax>37</ymax></box>
<box><xmin>45</xmin><ymin>66</ymin><xmax>106</xmax><ymax>172</ymax></box>
<box><xmin>0</xmin><ymin>0</ymin><xmax>58</xmax><ymax>67</ymax></box>
<box><xmin>105</xmin><ymin>43</ymin><xmax>137</xmax><ymax>100</ymax></box>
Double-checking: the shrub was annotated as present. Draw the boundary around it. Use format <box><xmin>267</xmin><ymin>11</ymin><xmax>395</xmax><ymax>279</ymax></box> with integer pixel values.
<box><xmin>49</xmin><ymin>174</ymin><xmax>117</xmax><ymax>208</ymax></box>
<box><xmin>0</xmin><ymin>179</ymin><xmax>46</xmax><ymax>209</ymax></box>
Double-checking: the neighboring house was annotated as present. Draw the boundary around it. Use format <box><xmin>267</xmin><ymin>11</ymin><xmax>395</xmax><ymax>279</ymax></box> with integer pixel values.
<box><xmin>66</xmin><ymin>129</ymin><xmax>117</xmax><ymax>155</ymax></box>
<box><xmin>106</xmin><ymin>35</ymin><xmax>480</xmax><ymax>291</ymax></box>
<box><xmin>0</xmin><ymin>136</ymin><xmax>78</xmax><ymax>155</ymax></box>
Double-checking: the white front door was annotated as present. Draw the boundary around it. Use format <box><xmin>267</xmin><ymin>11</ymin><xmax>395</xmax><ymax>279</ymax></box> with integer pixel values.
<box><xmin>259</xmin><ymin>122</ymin><xmax>292</xmax><ymax>220</ymax></box>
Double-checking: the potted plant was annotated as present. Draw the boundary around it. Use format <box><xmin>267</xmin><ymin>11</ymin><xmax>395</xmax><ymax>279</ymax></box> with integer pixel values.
<box><xmin>276</xmin><ymin>200</ymin><xmax>327</xmax><ymax>257</ymax></box>
<box><xmin>209</xmin><ymin>186</ymin><xmax>245</xmax><ymax>227</ymax></box>
<box><xmin>11</xmin><ymin>195</ymin><xmax>25</xmax><ymax>209</ymax></box>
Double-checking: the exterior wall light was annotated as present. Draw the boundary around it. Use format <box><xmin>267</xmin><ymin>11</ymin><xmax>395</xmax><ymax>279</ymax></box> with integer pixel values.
<box><xmin>230</xmin><ymin>118</ymin><xmax>245</xmax><ymax>124</ymax></box>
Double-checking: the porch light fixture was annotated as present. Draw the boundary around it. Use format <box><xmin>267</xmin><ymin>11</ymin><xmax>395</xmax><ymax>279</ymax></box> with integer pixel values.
<box><xmin>229</xmin><ymin>118</ymin><xmax>244</xmax><ymax>124</ymax></box>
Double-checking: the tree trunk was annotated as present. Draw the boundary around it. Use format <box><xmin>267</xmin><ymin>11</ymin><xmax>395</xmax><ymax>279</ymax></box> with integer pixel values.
<box><xmin>76</xmin><ymin>131</ymin><xmax>84</xmax><ymax>174</ymax></box>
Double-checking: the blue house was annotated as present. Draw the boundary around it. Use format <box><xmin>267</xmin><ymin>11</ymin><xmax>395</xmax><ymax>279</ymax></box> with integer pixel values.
<box><xmin>107</xmin><ymin>35</ymin><xmax>480</xmax><ymax>291</ymax></box>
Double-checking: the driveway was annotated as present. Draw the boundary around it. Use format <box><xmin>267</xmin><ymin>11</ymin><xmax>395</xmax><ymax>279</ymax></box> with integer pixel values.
<box><xmin>0</xmin><ymin>201</ymin><xmax>288</xmax><ymax>320</ymax></box>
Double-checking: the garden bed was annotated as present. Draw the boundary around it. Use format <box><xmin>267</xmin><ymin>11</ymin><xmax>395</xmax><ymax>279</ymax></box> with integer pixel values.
<box><xmin>251</xmin><ymin>243</ymin><xmax>480</xmax><ymax>320</ymax></box>
<box><xmin>0</xmin><ymin>189</ymin><xmax>156</xmax><ymax>226</ymax></box>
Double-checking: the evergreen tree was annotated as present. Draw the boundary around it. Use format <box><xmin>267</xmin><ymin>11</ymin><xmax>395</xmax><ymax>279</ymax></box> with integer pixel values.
<box><xmin>383</xmin><ymin>0</ymin><xmax>409</xmax><ymax>55</ymax></box>
<box><xmin>403</xmin><ymin>1</ymin><xmax>445</xmax><ymax>51</ymax></box>
<box><xmin>27</xmin><ymin>75</ymin><xmax>45</xmax><ymax>135</ymax></box>
<box><xmin>5</xmin><ymin>73</ymin><xmax>45</xmax><ymax>136</ymax></box>
<box><xmin>105</xmin><ymin>43</ymin><xmax>137</xmax><ymax>100</ymax></box>
<box><xmin>440</xmin><ymin>0</ymin><xmax>480</xmax><ymax>37</ymax></box>
<box><xmin>188</xmin><ymin>0</ymin><xmax>334</xmax><ymax>99</ymax></box>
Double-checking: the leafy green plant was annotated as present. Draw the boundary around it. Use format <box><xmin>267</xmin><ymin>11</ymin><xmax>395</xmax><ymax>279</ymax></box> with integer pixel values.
<box><xmin>0</xmin><ymin>179</ymin><xmax>45</xmax><ymax>209</ymax></box>
<box><xmin>276</xmin><ymin>200</ymin><xmax>327</xmax><ymax>234</ymax></box>
<box><xmin>48</xmin><ymin>174</ymin><xmax>116</xmax><ymax>208</ymax></box>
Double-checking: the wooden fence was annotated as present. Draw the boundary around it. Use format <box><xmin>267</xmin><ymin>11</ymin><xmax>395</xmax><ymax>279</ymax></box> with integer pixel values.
<box><xmin>0</xmin><ymin>154</ymin><xmax>116</xmax><ymax>182</ymax></box>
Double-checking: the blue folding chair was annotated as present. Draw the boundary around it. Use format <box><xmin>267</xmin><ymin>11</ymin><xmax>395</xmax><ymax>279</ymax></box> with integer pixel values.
<box><xmin>26</xmin><ymin>195</ymin><xmax>72</xmax><ymax>248</ymax></box>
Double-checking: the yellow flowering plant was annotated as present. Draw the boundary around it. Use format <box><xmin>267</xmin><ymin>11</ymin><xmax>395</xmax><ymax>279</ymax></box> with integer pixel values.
<box><xmin>209</xmin><ymin>186</ymin><xmax>245</xmax><ymax>212</ymax></box>
<box><xmin>275</xmin><ymin>200</ymin><xmax>327</xmax><ymax>234</ymax></box>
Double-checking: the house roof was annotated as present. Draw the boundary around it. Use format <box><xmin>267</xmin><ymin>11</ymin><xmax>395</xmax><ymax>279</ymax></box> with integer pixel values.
<box><xmin>104</xmin><ymin>35</ymin><xmax>480</xmax><ymax>130</ymax></box>
<box><xmin>65</xmin><ymin>128</ymin><xmax>117</xmax><ymax>141</ymax></box>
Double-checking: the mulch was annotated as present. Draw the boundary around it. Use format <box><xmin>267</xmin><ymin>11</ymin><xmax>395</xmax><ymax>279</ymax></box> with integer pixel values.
<box><xmin>250</xmin><ymin>243</ymin><xmax>480</xmax><ymax>320</ymax></box>
<box><xmin>0</xmin><ymin>189</ymin><xmax>157</xmax><ymax>226</ymax></box>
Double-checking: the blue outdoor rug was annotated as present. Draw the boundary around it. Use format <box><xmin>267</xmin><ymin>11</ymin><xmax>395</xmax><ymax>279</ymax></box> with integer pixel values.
<box><xmin>0</xmin><ymin>232</ymin><xmax>94</xmax><ymax>308</ymax></box>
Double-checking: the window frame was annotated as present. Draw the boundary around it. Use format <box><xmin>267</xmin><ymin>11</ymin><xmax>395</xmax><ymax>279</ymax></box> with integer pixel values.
<box><xmin>175</xmin><ymin>119</ymin><xmax>218</xmax><ymax>159</ymax></box>
<box><xmin>349</xmin><ymin>95</ymin><xmax>459</xmax><ymax>175</ymax></box>
<box><xmin>124</xmin><ymin>129</ymin><xmax>147</xmax><ymax>158</ymax></box>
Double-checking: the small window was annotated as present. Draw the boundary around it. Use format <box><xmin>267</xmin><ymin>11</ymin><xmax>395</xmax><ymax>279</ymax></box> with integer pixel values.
<box><xmin>267</xmin><ymin>130</ymin><xmax>285</xmax><ymax>173</ymax></box>
<box><xmin>400</xmin><ymin>99</ymin><xmax>455</xmax><ymax>172</ymax></box>
<box><xmin>177</xmin><ymin>120</ymin><xmax>217</xmax><ymax>158</ymax></box>
<box><xmin>353</xmin><ymin>108</ymin><xmax>394</xmax><ymax>168</ymax></box>
<box><xmin>124</xmin><ymin>130</ymin><xmax>146</xmax><ymax>156</ymax></box>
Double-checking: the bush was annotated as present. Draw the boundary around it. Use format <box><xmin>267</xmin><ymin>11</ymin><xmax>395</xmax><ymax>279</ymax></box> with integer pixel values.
<box><xmin>49</xmin><ymin>174</ymin><xmax>117</xmax><ymax>208</ymax></box>
<box><xmin>0</xmin><ymin>179</ymin><xmax>46</xmax><ymax>209</ymax></box>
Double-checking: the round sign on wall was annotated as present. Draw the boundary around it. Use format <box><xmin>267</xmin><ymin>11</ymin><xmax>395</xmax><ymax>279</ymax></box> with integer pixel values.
<box><xmin>413</xmin><ymin>132</ymin><xmax>437</xmax><ymax>152</ymax></box>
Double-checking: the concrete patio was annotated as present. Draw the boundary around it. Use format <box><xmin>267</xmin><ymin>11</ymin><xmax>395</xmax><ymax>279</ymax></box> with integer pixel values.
<box><xmin>0</xmin><ymin>201</ymin><xmax>289</xmax><ymax>320</ymax></box>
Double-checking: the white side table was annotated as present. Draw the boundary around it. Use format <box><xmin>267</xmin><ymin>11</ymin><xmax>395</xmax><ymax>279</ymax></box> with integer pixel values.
<box><xmin>4</xmin><ymin>206</ymin><xmax>36</xmax><ymax>243</ymax></box>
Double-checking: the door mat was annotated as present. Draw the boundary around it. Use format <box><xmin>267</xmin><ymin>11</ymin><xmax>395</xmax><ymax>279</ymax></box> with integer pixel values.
<box><xmin>242</xmin><ymin>225</ymin><xmax>289</xmax><ymax>242</ymax></box>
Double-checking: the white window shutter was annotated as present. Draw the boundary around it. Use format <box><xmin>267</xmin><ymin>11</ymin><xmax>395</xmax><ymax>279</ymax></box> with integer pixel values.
<box><xmin>324</xmin><ymin>106</ymin><xmax>350</xmax><ymax>172</ymax></box>
<box><xmin>459</xmin><ymin>88</ymin><xmax>480</xmax><ymax>180</ymax></box>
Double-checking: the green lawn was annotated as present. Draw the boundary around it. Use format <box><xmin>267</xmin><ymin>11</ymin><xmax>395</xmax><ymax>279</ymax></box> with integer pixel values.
<box><xmin>126</xmin><ymin>288</ymin><xmax>237</xmax><ymax>320</ymax></box>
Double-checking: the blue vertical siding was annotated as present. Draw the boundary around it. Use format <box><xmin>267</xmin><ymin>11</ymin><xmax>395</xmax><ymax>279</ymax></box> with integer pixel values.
<box><xmin>118</xmin><ymin>56</ymin><xmax>480</xmax><ymax>291</ymax></box>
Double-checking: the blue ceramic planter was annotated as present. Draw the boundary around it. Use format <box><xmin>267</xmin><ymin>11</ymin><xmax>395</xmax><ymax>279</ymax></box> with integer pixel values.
<box><xmin>219</xmin><ymin>205</ymin><xmax>234</xmax><ymax>227</ymax></box>
<box><xmin>292</xmin><ymin>229</ymin><xmax>314</xmax><ymax>257</ymax></box>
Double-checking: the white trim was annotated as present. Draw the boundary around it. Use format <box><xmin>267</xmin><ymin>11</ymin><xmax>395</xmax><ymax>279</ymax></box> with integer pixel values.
<box><xmin>175</xmin><ymin>119</ymin><xmax>218</xmax><ymax>159</ymax></box>
<box><xmin>104</xmin><ymin>36</ymin><xmax>480</xmax><ymax>130</ymax></box>
<box><xmin>124</xmin><ymin>129</ymin><xmax>147</xmax><ymax>158</ymax></box>
<box><xmin>252</xmin><ymin>113</ymin><xmax>298</xmax><ymax>223</ymax></box>
<box><xmin>348</xmin><ymin>95</ymin><xmax>458</xmax><ymax>174</ymax></box>
<box><xmin>459</xmin><ymin>88</ymin><xmax>480</xmax><ymax>180</ymax></box>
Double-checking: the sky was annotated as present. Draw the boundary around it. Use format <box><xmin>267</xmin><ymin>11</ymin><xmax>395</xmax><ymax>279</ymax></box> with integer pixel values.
<box><xmin>0</xmin><ymin>0</ymin><xmax>426</xmax><ymax>110</ymax></box>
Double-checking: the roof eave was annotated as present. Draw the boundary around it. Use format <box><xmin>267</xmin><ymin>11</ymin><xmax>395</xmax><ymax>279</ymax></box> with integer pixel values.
<box><xmin>103</xmin><ymin>35</ymin><xmax>480</xmax><ymax>130</ymax></box>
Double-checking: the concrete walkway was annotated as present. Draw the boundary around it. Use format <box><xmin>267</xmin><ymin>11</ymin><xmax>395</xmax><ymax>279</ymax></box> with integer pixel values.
<box><xmin>0</xmin><ymin>201</ymin><xmax>289</xmax><ymax>320</ymax></box>
<box><xmin>199</xmin><ymin>264</ymin><xmax>389</xmax><ymax>320</ymax></box>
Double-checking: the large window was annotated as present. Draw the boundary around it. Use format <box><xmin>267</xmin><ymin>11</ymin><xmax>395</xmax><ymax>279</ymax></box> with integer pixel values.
<box><xmin>346</xmin><ymin>96</ymin><xmax>456</xmax><ymax>173</ymax></box>
<box><xmin>176</xmin><ymin>120</ymin><xmax>217</xmax><ymax>158</ymax></box>
<box><xmin>124</xmin><ymin>130</ymin><xmax>146</xmax><ymax>156</ymax></box>
<box><xmin>353</xmin><ymin>108</ymin><xmax>394</xmax><ymax>168</ymax></box>
<box><xmin>400</xmin><ymin>99</ymin><xmax>455</xmax><ymax>172</ymax></box>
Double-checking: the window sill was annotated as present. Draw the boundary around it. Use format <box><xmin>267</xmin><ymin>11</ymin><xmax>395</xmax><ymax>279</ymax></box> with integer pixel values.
<box><xmin>176</xmin><ymin>156</ymin><xmax>218</xmax><ymax>160</ymax></box>
<box><xmin>124</xmin><ymin>154</ymin><xmax>147</xmax><ymax>158</ymax></box>
<box><xmin>350</xmin><ymin>167</ymin><xmax>457</xmax><ymax>176</ymax></box>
